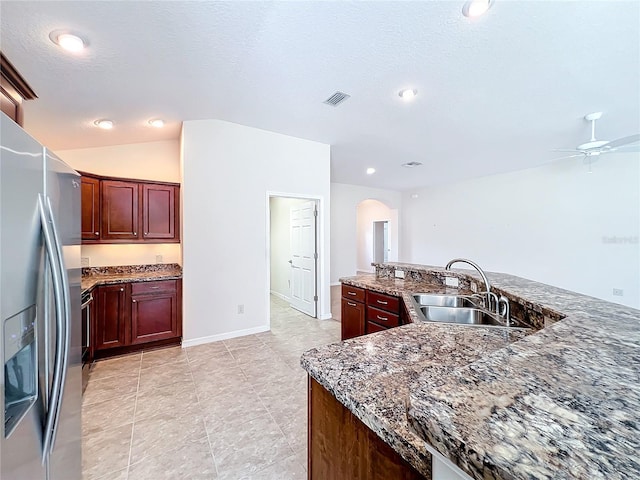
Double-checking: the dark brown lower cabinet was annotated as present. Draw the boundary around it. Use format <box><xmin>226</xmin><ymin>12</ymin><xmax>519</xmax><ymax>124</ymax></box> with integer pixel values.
<box><xmin>131</xmin><ymin>281</ymin><xmax>181</xmax><ymax>344</ymax></box>
<box><xmin>341</xmin><ymin>283</ymin><xmax>407</xmax><ymax>340</ymax></box>
<box><xmin>94</xmin><ymin>279</ymin><xmax>182</xmax><ymax>357</ymax></box>
<box><xmin>95</xmin><ymin>284</ymin><xmax>128</xmax><ymax>349</ymax></box>
<box><xmin>308</xmin><ymin>377</ymin><xmax>427</xmax><ymax>480</ymax></box>
<box><xmin>341</xmin><ymin>299</ymin><xmax>365</xmax><ymax>340</ymax></box>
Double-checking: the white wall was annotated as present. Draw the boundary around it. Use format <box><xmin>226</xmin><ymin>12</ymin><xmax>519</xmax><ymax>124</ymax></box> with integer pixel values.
<box><xmin>57</xmin><ymin>140</ymin><xmax>180</xmax><ymax>182</ymax></box>
<box><xmin>356</xmin><ymin>199</ymin><xmax>399</xmax><ymax>272</ymax></box>
<box><xmin>269</xmin><ymin>197</ymin><xmax>308</xmax><ymax>300</ymax></box>
<box><xmin>400</xmin><ymin>153</ymin><xmax>640</xmax><ymax>308</ymax></box>
<box><xmin>181</xmin><ymin>119</ymin><xmax>331</xmax><ymax>346</ymax></box>
<box><xmin>57</xmin><ymin>140</ymin><xmax>182</xmax><ymax>267</ymax></box>
<box><xmin>330</xmin><ymin>183</ymin><xmax>402</xmax><ymax>283</ymax></box>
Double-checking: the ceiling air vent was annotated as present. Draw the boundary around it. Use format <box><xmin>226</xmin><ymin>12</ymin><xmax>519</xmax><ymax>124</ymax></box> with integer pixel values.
<box><xmin>402</xmin><ymin>161</ymin><xmax>423</xmax><ymax>168</ymax></box>
<box><xmin>323</xmin><ymin>91</ymin><xmax>350</xmax><ymax>107</ymax></box>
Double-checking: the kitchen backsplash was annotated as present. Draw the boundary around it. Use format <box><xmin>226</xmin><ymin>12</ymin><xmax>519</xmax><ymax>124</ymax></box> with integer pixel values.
<box><xmin>82</xmin><ymin>263</ymin><xmax>182</xmax><ymax>276</ymax></box>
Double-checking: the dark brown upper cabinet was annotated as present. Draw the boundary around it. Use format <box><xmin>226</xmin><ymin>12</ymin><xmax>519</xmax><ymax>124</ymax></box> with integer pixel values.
<box><xmin>1</xmin><ymin>53</ymin><xmax>37</xmax><ymax>126</ymax></box>
<box><xmin>81</xmin><ymin>176</ymin><xmax>101</xmax><ymax>241</ymax></box>
<box><xmin>101</xmin><ymin>180</ymin><xmax>140</xmax><ymax>241</ymax></box>
<box><xmin>142</xmin><ymin>184</ymin><xmax>177</xmax><ymax>240</ymax></box>
<box><xmin>80</xmin><ymin>172</ymin><xmax>180</xmax><ymax>244</ymax></box>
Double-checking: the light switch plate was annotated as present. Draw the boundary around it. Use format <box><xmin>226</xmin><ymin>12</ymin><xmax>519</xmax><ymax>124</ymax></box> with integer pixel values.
<box><xmin>155</xmin><ymin>255</ymin><xmax>163</xmax><ymax>264</ymax></box>
<box><xmin>81</xmin><ymin>257</ymin><xmax>90</xmax><ymax>267</ymax></box>
<box><xmin>445</xmin><ymin>277</ymin><xmax>459</xmax><ymax>287</ymax></box>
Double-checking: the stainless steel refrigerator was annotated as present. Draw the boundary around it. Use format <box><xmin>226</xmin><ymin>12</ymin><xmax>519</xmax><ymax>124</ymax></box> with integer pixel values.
<box><xmin>0</xmin><ymin>112</ymin><xmax>82</xmax><ymax>479</ymax></box>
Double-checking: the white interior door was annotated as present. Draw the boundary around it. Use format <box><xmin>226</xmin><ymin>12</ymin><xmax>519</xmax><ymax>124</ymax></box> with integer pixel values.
<box><xmin>289</xmin><ymin>200</ymin><xmax>317</xmax><ymax>317</ymax></box>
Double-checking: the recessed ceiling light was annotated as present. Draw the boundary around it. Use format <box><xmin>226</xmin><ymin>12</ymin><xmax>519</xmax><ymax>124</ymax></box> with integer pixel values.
<box><xmin>148</xmin><ymin>119</ymin><xmax>165</xmax><ymax>128</ymax></box>
<box><xmin>402</xmin><ymin>161</ymin><xmax>423</xmax><ymax>168</ymax></box>
<box><xmin>366</xmin><ymin>167</ymin><xmax>376</xmax><ymax>175</ymax></box>
<box><xmin>94</xmin><ymin>119</ymin><xmax>113</xmax><ymax>130</ymax></box>
<box><xmin>49</xmin><ymin>30</ymin><xmax>87</xmax><ymax>53</ymax></box>
<box><xmin>462</xmin><ymin>0</ymin><xmax>493</xmax><ymax>18</ymax></box>
<box><xmin>398</xmin><ymin>89</ymin><xmax>418</xmax><ymax>100</ymax></box>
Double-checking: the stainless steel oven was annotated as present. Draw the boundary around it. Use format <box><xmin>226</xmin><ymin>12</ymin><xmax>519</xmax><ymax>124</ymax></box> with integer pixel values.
<box><xmin>81</xmin><ymin>290</ymin><xmax>92</xmax><ymax>393</ymax></box>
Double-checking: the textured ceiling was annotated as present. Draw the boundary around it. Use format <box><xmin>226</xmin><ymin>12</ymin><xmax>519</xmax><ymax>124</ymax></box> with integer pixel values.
<box><xmin>1</xmin><ymin>1</ymin><xmax>638</xmax><ymax>191</ymax></box>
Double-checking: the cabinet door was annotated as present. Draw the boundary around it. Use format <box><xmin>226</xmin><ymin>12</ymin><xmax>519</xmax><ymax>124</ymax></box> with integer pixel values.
<box><xmin>95</xmin><ymin>285</ymin><xmax>127</xmax><ymax>350</ymax></box>
<box><xmin>101</xmin><ymin>180</ymin><xmax>139</xmax><ymax>240</ymax></box>
<box><xmin>142</xmin><ymin>184</ymin><xmax>177</xmax><ymax>240</ymax></box>
<box><xmin>130</xmin><ymin>291</ymin><xmax>179</xmax><ymax>344</ymax></box>
<box><xmin>81</xmin><ymin>176</ymin><xmax>100</xmax><ymax>240</ymax></box>
<box><xmin>341</xmin><ymin>299</ymin><xmax>365</xmax><ymax>341</ymax></box>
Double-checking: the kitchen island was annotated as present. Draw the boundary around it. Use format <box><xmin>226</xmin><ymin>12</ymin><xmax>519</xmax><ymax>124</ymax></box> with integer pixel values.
<box><xmin>301</xmin><ymin>263</ymin><xmax>640</xmax><ymax>480</ymax></box>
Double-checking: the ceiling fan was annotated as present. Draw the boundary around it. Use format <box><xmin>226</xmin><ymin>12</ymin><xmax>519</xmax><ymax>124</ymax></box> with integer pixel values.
<box><xmin>553</xmin><ymin>112</ymin><xmax>640</xmax><ymax>163</ymax></box>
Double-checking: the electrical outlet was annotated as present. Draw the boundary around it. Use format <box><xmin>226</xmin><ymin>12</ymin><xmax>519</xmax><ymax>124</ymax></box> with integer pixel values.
<box><xmin>394</xmin><ymin>270</ymin><xmax>405</xmax><ymax>279</ymax></box>
<box><xmin>237</xmin><ymin>304</ymin><xmax>244</xmax><ymax>314</ymax></box>
<box><xmin>81</xmin><ymin>257</ymin><xmax>90</xmax><ymax>267</ymax></box>
<box><xmin>613</xmin><ymin>288</ymin><xmax>624</xmax><ymax>296</ymax></box>
<box><xmin>445</xmin><ymin>277</ymin><xmax>459</xmax><ymax>287</ymax></box>
<box><xmin>155</xmin><ymin>255</ymin><xmax>163</xmax><ymax>264</ymax></box>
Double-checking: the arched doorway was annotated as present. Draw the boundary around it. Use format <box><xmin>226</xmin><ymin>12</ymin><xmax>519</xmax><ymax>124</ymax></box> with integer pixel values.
<box><xmin>355</xmin><ymin>199</ymin><xmax>399</xmax><ymax>273</ymax></box>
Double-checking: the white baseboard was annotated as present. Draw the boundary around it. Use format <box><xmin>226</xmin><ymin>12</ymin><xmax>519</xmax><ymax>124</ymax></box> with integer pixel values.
<box><xmin>319</xmin><ymin>313</ymin><xmax>333</xmax><ymax>320</ymax></box>
<box><xmin>182</xmin><ymin>325</ymin><xmax>270</xmax><ymax>348</ymax></box>
<box><xmin>269</xmin><ymin>290</ymin><xmax>291</xmax><ymax>302</ymax></box>
<box><xmin>330</xmin><ymin>282</ymin><xmax>341</xmax><ymax>287</ymax></box>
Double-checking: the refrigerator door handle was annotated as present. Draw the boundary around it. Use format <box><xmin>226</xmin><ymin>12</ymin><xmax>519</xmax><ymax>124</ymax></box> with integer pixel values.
<box><xmin>43</xmin><ymin>195</ymin><xmax>71</xmax><ymax>455</ymax></box>
<box><xmin>38</xmin><ymin>195</ymin><xmax>67</xmax><ymax>462</ymax></box>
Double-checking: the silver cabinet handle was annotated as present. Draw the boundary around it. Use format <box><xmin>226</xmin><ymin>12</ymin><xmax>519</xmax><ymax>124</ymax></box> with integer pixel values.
<box><xmin>376</xmin><ymin>315</ymin><xmax>388</xmax><ymax>321</ymax></box>
<box><xmin>133</xmin><ymin>232</ymin><xmax>137</xmax><ymax>235</ymax></box>
<box><xmin>347</xmin><ymin>302</ymin><xmax>357</xmax><ymax>307</ymax></box>
<box><xmin>347</xmin><ymin>292</ymin><xmax>357</xmax><ymax>296</ymax></box>
<box><xmin>144</xmin><ymin>232</ymin><xmax>148</xmax><ymax>236</ymax></box>
<box><xmin>120</xmin><ymin>287</ymin><xmax>124</xmax><ymax>291</ymax></box>
<box><xmin>150</xmin><ymin>286</ymin><xmax>160</xmax><ymax>289</ymax></box>
<box><xmin>132</xmin><ymin>299</ymin><xmax>137</xmax><ymax>303</ymax></box>
<box><xmin>376</xmin><ymin>300</ymin><xmax>388</xmax><ymax>305</ymax></box>
<box><xmin>94</xmin><ymin>232</ymin><xmax>99</xmax><ymax>236</ymax></box>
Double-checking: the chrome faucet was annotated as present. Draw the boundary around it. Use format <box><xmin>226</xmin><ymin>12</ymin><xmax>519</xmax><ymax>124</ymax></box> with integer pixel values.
<box><xmin>445</xmin><ymin>258</ymin><xmax>498</xmax><ymax>314</ymax></box>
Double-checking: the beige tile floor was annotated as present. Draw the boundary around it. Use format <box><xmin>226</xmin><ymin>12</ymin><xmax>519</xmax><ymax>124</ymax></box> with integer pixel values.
<box><xmin>82</xmin><ymin>295</ymin><xmax>341</xmax><ymax>480</ymax></box>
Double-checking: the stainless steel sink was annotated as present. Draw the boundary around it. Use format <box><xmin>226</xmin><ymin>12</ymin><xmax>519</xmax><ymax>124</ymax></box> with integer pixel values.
<box><xmin>412</xmin><ymin>293</ymin><xmax>478</xmax><ymax>308</ymax></box>
<box><xmin>412</xmin><ymin>294</ymin><xmax>528</xmax><ymax>330</ymax></box>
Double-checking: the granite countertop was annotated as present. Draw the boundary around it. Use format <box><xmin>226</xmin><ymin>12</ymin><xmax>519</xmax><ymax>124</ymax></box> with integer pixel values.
<box><xmin>81</xmin><ymin>264</ymin><xmax>182</xmax><ymax>293</ymax></box>
<box><xmin>300</xmin><ymin>263</ymin><xmax>640</xmax><ymax>480</ymax></box>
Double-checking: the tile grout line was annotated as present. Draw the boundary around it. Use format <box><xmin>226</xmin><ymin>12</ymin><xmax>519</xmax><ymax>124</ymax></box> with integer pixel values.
<box><xmin>124</xmin><ymin>352</ymin><xmax>143</xmax><ymax>479</ymax></box>
<box><xmin>187</xmin><ymin>345</ymin><xmax>221</xmax><ymax>478</ymax></box>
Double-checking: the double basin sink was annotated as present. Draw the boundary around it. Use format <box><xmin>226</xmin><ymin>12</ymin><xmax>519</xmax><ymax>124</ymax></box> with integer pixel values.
<box><xmin>412</xmin><ymin>294</ymin><xmax>527</xmax><ymax>330</ymax></box>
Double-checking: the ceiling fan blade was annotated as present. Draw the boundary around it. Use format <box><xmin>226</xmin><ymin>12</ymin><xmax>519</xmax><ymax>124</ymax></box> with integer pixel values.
<box><xmin>552</xmin><ymin>153</ymin><xmax>585</xmax><ymax>161</ymax></box>
<box><xmin>603</xmin><ymin>133</ymin><xmax>640</xmax><ymax>149</ymax></box>
<box><xmin>606</xmin><ymin>145</ymin><xmax>640</xmax><ymax>153</ymax></box>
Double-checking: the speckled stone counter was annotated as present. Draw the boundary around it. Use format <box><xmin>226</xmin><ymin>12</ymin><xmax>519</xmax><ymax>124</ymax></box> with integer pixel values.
<box><xmin>301</xmin><ymin>264</ymin><xmax>640</xmax><ymax>480</ymax></box>
<box><xmin>81</xmin><ymin>263</ymin><xmax>182</xmax><ymax>293</ymax></box>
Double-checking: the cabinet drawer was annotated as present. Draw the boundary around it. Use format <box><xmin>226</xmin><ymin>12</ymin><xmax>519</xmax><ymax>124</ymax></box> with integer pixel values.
<box><xmin>366</xmin><ymin>306</ymin><xmax>400</xmax><ymax>328</ymax></box>
<box><xmin>366</xmin><ymin>321</ymin><xmax>389</xmax><ymax>334</ymax></box>
<box><xmin>341</xmin><ymin>284</ymin><xmax>365</xmax><ymax>303</ymax></box>
<box><xmin>366</xmin><ymin>291</ymin><xmax>400</xmax><ymax>313</ymax></box>
<box><xmin>131</xmin><ymin>279</ymin><xmax>177</xmax><ymax>295</ymax></box>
